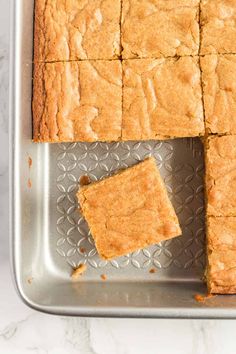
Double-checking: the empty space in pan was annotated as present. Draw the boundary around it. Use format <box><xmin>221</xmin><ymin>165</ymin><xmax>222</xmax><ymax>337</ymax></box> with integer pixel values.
<box><xmin>47</xmin><ymin>138</ymin><xmax>205</xmax><ymax>282</ymax></box>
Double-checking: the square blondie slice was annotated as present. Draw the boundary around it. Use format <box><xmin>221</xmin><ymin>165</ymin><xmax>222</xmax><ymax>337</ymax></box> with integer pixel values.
<box><xmin>122</xmin><ymin>57</ymin><xmax>204</xmax><ymax>140</ymax></box>
<box><xmin>205</xmin><ymin>136</ymin><xmax>236</xmax><ymax>217</ymax></box>
<box><xmin>201</xmin><ymin>55</ymin><xmax>236</xmax><ymax>134</ymax></box>
<box><xmin>121</xmin><ymin>0</ymin><xmax>200</xmax><ymax>59</ymax></box>
<box><xmin>208</xmin><ymin>249</ymin><xmax>236</xmax><ymax>294</ymax></box>
<box><xmin>201</xmin><ymin>0</ymin><xmax>236</xmax><ymax>55</ymax></box>
<box><xmin>207</xmin><ymin>217</ymin><xmax>236</xmax><ymax>294</ymax></box>
<box><xmin>33</xmin><ymin>60</ymin><xmax>122</xmax><ymax>142</ymax></box>
<box><xmin>34</xmin><ymin>0</ymin><xmax>121</xmax><ymax>61</ymax></box>
<box><xmin>77</xmin><ymin>157</ymin><xmax>181</xmax><ymax>260</ymax></box>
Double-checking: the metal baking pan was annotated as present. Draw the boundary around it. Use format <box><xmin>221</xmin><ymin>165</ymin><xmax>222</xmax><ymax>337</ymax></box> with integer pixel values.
<box><xmin>9</xmin><ymin>0</ymin><xmax>236</xmax><ymax>318</ymax></box>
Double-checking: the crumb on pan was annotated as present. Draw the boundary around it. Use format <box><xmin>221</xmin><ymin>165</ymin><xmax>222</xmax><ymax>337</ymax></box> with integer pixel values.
<box><xmin>100</xmin><ymin>274</ymin><xmax>107</xmax><ymax>281</ymax></box>
<box><xmin>149</xmin><ymin>268</ymin><xmax>156</xmax><ymax>274</ymax></box>
<box><xmin>79</xmin><ymin>247</ymin><xmax>86</xmax><ymax>254</ymax></box>
<box><xmin>194</xmin><ymin>293</ymin><xmax>216</xmax><ymax>303</ymax></box>
<box><xmin>28</xmin><ymin>156</ymin><xmax>33</xmax><ymax>168</ymax></box>
<box><xmin>27</xmin><ymin>277</ymin><xmax>33</xmax><ymax>284</ymax></box>
<box><xmin>79</xmin><ymin>175</ymin><xmax>91</xmax><ymax>186</ymax></box>
<box><xmin>71</xmin><ymin>264</ymin><xmax>87</xmax><ymax>280</ymax></box>
<box><xmin>27</xmin><ymin>178</ymin><xmax>32</xmax><ymax>189</ymax></box>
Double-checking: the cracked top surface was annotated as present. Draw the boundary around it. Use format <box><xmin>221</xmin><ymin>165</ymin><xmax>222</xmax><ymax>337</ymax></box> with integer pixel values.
<box><xmin>208</xmin><ymin>217</ymin><xmax>236</xmax><ymax>251</ymax></box>
<box><xmin>33</xmin><ymin>61</ymin><xmax>122</xmax><ymax>142</ymax></box>
<box><xmin>206</xmin><ymin>136</ymin><xmax>236</xmax><ymax>217</ymax></box>
<box><xmin>121</xmin><ymin>0</ymin><xmax>200</xmax><ymax>59</ymax></box>
<box><xmin>122</xmin><ymin>57</ymin><xmax>204</xmax><ymax>140</ymax></box>
<box><xmin>78</xmin><ymin>157</ymin><xmax>181</xmax><ymax>260</ymax></box>
<box><xmin>208</xmin><ymin>249</ymin><xmax>236</xmax><ymax>294</ymax></box>
<box><xmin>201</xmin><ymin>54</ymin><xmax>236</xmax><ymax>134</ymax></box>
<box><xmin>201</xmin><ymin>0</ymin><xmax>236</xmax><ymax>55</ymax></box>
<box><xmin>34</xmin><ymin>0</ymin><xmax>121</xmax><ymax>61</ymax></box>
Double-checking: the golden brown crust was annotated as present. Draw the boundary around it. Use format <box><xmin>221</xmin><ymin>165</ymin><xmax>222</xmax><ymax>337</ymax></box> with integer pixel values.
<box><xmin>33</xmin><ymin>61</ymin><xmax>122</xmax><ymax>142</ymax></box>
<box><xmin>205</xmin><ymin>136</ymin><xmax>236</xmax><ymax>217</ymax></box>
<box><xmin>34</xmin><ymin>0</ymin><xmax>121</xmax><ymax>62</ymax></box>
<box><xmin>121</xmin><ymin>0</ymin><xmax>199</xmax><ymax>59</ymax></box>
<box><xmin>77</xmin><ymin>157</ymin><xmax>181</xmax><ymax>260</ymax></box>
<box><xmin>201</xmin><ymin>0</ymin><xmax>236</xmax><ymax>55</ymax></box>
<box><xmin>32</xmin><ymin>63</ymin><xmax>50</xmax><ymax>142</ymax></box>
<box><xmin>122</xmin><ymin>57</ymin><xmax>204</xmax><ymax>140</ymax></box>
<box><xmin>34</xmin><ymin>0</ymin><xmax>45</xmax><ymax>63</ymax></box>
<box><xmin>201</xmin><ymin>55</ymin><xmax>236</xmax><ymax>134</ymax></box>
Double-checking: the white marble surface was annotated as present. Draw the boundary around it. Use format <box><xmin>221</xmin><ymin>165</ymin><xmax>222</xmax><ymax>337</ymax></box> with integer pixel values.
<box><xmin>1</xmin><ymin>1</ymin><xmax>236</xmax><ymax>353</ymax></box>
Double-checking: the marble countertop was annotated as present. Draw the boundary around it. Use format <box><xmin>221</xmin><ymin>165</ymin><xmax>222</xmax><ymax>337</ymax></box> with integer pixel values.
<box><xmin>1</xmin><ymin>1</ymin><xmax>236</xmax><ymax>353</ymax></box>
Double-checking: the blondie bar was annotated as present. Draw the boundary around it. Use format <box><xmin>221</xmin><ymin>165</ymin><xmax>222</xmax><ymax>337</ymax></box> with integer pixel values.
<box><xmin>208</xmin><ymin>248</ymin><xmax>236</xmax><ymax>294</ymax></box>
<box><xmin>201</xmin><ymin>54</ymin><xmax>236</xmax><ymax>134</ymax></box>
<box><xmin>77</xmin><ymin>157</ymin><xmax>181</xmax><ymax>260</ymax></box>
<box><xmin>33</xmin><ymin>61</ymin><xmax>122</xmax><ymax>142</ymax></box>
<box><xmin>201</xmin><ymin>0</ymin><xmax>236</xmax><ymax>55</ymax></box>
<box><xmin>34</xmin><ymin>0</ymin><xmax>121</xmax><ymax>61</ymax></box>
<box><xmin>207</xmin><ymin>217</ymin><xmax>236</xmax><ymax>293</ymax></box>
<box><xmin>205</xmin><ymin>136</ymin><xmax>236</xmax><ymax>217</ymax></box>
<box><xmin>122</xmin><ymin>57</ymin><xmax>204</xmax><ymax>140</ymax></box>
<box><xmin>122</xmin><ymin>0</ymin><xmax>199</xmax><ymax>59</ymax></box>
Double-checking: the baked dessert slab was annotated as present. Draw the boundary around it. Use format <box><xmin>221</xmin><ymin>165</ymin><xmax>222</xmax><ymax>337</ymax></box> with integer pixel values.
<box><xmin>200</xmin><ymin>0</ymin><xmax>236</xmax><ymax>55</ymax></box>
<box><xmin>77</xmin><ymin>157</ymin><xmax>181</xmax><ymax>260</ymax></box>
<box><xmin>201</xmin><ymin>54</ymin><xmax>236</xmax><ymax>134</ymax></box>
<box><xmin>34</xmin><ymin>0</ymin><xmax>121</xmax><ymax>62</ymax></box>
<box><xmin>205</xmin><ymin>135</ymin><xmax>236</xmax><ymax>217</ymax></box>
<box><xmin>122</xmin><ymin>57</ymin><xmax>204</xmax><ymax>140</ymax></box>
<box><xmin>33</xmin><ymin>60</ymin><xmax>122</xmax><ymax>143</ymax></box>
<box><xmin>121</xmin><ymin>0</ymin><xmax>200</xmax><ymax>59</ymax></box>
